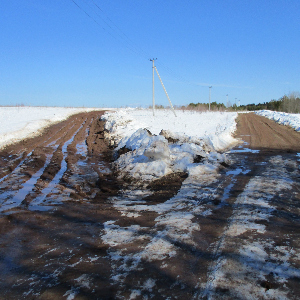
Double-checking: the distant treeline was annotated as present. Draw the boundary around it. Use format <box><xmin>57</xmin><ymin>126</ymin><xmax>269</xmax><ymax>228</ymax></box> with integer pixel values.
<box><xmin>178</xmin><ymin>92</ymin><xmax>300</xmax><ymax>113</ymax></box>
<box><xmin>234</xmin><ymin>92</ymin><xmax>300</xmax><ymax>113</ymax></box>
<box><xmin>185</xmin><ymin>101</ymin><xmax>226</xmax><ymax>111</ymax></box>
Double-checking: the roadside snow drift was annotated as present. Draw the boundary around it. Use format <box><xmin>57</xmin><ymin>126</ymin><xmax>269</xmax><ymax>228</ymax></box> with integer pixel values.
<box><xmin>0</xmin><ymin>106</ymin><xmax>104</xmax><ymax>149</ymax></box>
<box><xmin>101</xmin><ymin>109</ymin><xmax>239</xmax><ymax>181</ymax></box>
<box><xmin>256</xmin><ymin>110</ymin><xmax>300</xmax><ymax>132</ymax></box>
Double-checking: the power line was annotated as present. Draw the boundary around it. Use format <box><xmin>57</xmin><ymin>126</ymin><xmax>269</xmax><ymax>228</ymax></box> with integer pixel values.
<box><xmin>90</xmin><ymin>0</ymin><xmax>148</xmax><ymax>58</ymax></box>
<box><xmin>155</xmin><ymin>60</ymin><xmax>194</xmax><ymax>86</ymax></box>
<box><xmin>70</xmin><ymin>0</ymin><xmax>197</xmax><ymax>87</ymax></box>
<box><xmin>71</xmin><ymin>0</ymin><xmax>104</xmax><ymax>29</ymax></box>
<box><xmin>71</xmin><ymin>0</ymin><xmax>149</xmax><ymax>58</ymax></box>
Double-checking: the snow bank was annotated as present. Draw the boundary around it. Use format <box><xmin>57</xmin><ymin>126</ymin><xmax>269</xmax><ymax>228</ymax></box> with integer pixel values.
<box><xmin>102</xmin><ymin>109</ymin><xmax>239</xmax><ymax>181</ymax></box>
<box><xmin>0</xmin><ymin>106</ymin><xmax>105</xmax><ymax>149</ymax></box>
<box><xmin>256</xmin><ymin>110</ymin><xmax>300</xmax><ymax>132</ymax></box>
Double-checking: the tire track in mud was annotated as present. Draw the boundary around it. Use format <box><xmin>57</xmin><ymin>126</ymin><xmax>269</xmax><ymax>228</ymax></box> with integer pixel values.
<box><xmin>98</xmin><ymin>151</ymin><xmax>262</xmax><ymax>299</ymax></box>
<box><xmin>201</xmin><ymin>114</ymin><xmax>300</xmax><ymax>299</ymax></box>
<box><xmin>0</xmin><ymin>110</ymin><xmax>123</xmax><ymax>299</ymax></box>
<box><xmin>0</xmin><ymin>111</ymin><xmax>117</xmax><ymax>214</ymax></box>
<box><xmin>0</xmin><ymin>118</ymin><xmax>75</xmax><ymax>182</ymax></box>
<box><xmin>236</xmin><ymin>112</ymin><xmax>300</xmax><ymax>151</ymax></box>
<box><xmin>0</xmin><ymin>111</ymin><xmax>299</xmax><ymax>299</ymax></box>
<box><xmin>0</xmin><ymin>114</ymin><xmax>87</xmax><ymax>212</ymax></box>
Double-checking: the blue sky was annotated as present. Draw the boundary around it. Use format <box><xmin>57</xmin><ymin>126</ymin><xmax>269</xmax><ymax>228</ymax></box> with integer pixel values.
<box><xmin>0</xmin><ymin>0</ymin><xmax>299</xmax><ymax>108</ymax></box>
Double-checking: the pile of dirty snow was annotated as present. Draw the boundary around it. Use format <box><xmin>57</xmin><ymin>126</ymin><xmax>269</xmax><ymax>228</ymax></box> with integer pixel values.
<box><xmin>256</xmin><ymin>110</ymin><xmax>300</xmax><ymax>132</ymax></box>
<box><xmin>101</xmin><ymin>109</ymin><xmax>239</xmax><ymax>181</ymax></box>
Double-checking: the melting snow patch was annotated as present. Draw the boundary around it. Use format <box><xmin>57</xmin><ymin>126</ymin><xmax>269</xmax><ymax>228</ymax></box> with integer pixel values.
<box><xmin>102</xmin><ymin>109</ymin><xmax>238</xmax><ymax>182</ymax></box>
<box><xmin>202</xmin><ymin>155</ymin><xmax>299</xmax><ymax>299</ymax></box>
<box><xmin>129</xmin><ymin>290</ymin><xmax>142</xmax><ymax>299</ymax></box>
<box><xmin>140</xmin><ymin>237</ymin><xmax>177</xmax><ymax>261</ymax></box>
<box><xmin>102</xmin><ymin>158</ymin><xmax>224</xmax><ymax>290</ymax></box>
<box><xmin>74</xmin><ymin>274</ymin><xmax>91</xmax><ymax>289</ymax></box>
<box><xmin>63</xmin><ymin>287</ymin><xmax>79</xmax><ymax>300</ymax></box>
<box><xmin>102</xmin><ymin>221</ymin><xmax>145</xmax><ymax>247</ymax></box>
<box><xmin>29</xmin><ymin>125</ymin><xmax>83</xmax><ymax>209</ymax></box>
<box><xmin>143</xmin><ymin>278</ymin><xmax>156</xmax><ymax>291</ymax></box>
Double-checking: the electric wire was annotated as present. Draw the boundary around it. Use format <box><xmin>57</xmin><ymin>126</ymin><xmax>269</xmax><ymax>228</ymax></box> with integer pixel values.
<box><xmin>70</xmin><ymin>0</ymin><xmax>196</xmax><ymax>87</ymax></box>
<box><xmin>71</xmin><ymin>0</ymin><xmax>104</xmax><ymax>30</ymax></box>
<box><xmin>71</xmin><ymin>0</ymin><xmax>151</xmax><ymax>59</ymax></box>
<box><xmin>90</xmin><ymin>0</ymin><xmax>148</xmax><ymax>57</ymax></box>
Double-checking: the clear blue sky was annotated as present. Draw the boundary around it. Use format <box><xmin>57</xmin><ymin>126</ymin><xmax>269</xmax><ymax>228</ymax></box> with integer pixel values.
<box><xmin>0</xmin><ymin>0</ymin><xmax>299</xmax><ymax>108</ymax></box>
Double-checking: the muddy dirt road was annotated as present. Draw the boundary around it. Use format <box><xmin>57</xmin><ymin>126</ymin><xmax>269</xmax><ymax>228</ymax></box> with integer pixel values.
<box><xmin>0</xmin><ymin>111</ymin><xmax>299</xmax><ymax>299</ymax></box>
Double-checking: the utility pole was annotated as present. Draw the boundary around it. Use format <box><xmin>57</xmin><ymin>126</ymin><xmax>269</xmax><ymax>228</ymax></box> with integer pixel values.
<box><xmin>209</xmin><ymin>86</ymin><xmax>212</xmax><ymax>111</ymax></box>
<box><xmin>154</xmin><ymin>66</ymin><xmax>177</xmax><ymax>117</ymax></box>
<box><xmin>226</xmin><ymin>94</ymin><xmax>229</xmax><ymax>108</ymax></box>
<box><xmin>149</xmin><ymin>58</ymin><xmax>176</xmax><ymax>117</ymax></box>
<box><xmin>150</xmin><ymin>58</ymin><xmax>157</xmax><ymax>116</ymax></box>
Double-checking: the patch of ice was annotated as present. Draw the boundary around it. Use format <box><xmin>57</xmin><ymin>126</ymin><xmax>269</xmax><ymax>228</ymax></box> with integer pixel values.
<box><xmin>143</xmin><ymin>278</ymin><xmax>156</xmax><ymax>291</ymax></box>
<box><xmin>129</xmin><ymin>289</ymin><xmax>142</xmax><ymax>299</ymax></box>
<box><xmin>229</xmin><ymin>147</ymin><xmax>260</xmax><ymax>153</ymax></box>
<box><xmin>76</xmin><ymin>141</ymin><xmax>88</xmax><ymax>156</ymax></box>
<box><xmin>63</xmin><ymin>287</ymin><xmax>79</xmax><ymax>300</ymax></box>
<box><xmin>74</xmin><ymin>274</ymin><xmax>91</xmax><ymax>289</ymax></box>
<box><xmin>0</xmin><ymin>154</ymin><xmax>54</xmax><ymax>213</ymax></box>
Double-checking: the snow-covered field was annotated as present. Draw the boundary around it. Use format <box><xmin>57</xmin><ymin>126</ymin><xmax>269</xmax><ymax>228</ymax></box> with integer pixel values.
<box><xmin>256</xmin><ymin>110</ymin><xmax>300</xmax><ymax>132</ymax></box>
<box><xmin>101</xmin><ymin>109</ymin><xmax>239</xmax><ymax>181</ymax></box>
<box><xmin>0</xmin><ymin>106</ymin><xmax>105</xmax><ymax>149</ymax></box>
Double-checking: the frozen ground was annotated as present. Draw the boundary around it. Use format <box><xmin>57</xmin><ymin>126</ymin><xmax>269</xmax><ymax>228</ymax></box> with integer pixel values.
<box><xmin>100</xmin><ymin>109</ymin><xmax>300</xmax><ymax>299</ymax></box>
<box><xmin>256</xmin><ymin>110</ymin><xmax>300</xmax><ymax>132</ymax></box>
<box><xmin>0</xmin><ymin>106</ymin><xmax>106</xmax><ymax>149</ymax></box>
<box><xmin>0</xmin><ymin>108</ymin><xmax>299</xmax><ymax>298</ymax></box>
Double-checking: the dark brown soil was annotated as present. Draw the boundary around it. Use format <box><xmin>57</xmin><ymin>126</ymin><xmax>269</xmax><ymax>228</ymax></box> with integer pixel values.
<box><xmin>0</xmin><ymin>111</ymin><xmax>299</xmax><ymax>299</ymax></box>
<box><xmin>235</xmin><ymin>112</ymin><xmax>300</xmax><ymax>152</ymax></box>
<box><xmin>0</xmin><ymin>111</ymin><xmax>123</xmax><ymax>299</ymax></box>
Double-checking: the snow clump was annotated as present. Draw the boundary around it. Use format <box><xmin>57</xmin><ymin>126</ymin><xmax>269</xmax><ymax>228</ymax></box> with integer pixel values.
<box><xmin>102</xmin><ymin>109</ymin><xmax>238</xmax><ymax>182</ymax></box>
